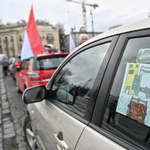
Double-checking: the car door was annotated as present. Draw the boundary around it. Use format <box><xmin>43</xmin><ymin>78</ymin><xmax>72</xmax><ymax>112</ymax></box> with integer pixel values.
<box><xmin>21</xmin><ymin>60</ymin><xmax>30</xmax><ymax>90</ymax></box>
<box><xmin>75</xmin><ymin>30</ymin><xmax>150</xmax><ymax>150</ymax></box>
<box><xmin>17</xmin><ymin>61</ymin><xmax>26</xmax><ymax>91</ymax></box>
<box><xmin>28</xmin><ymin>36</ymin><xmax>119</xmax><ymax>150</ymax></box>
<box><xmin>17</xmin><ymin>60</ymin><xmax>30</xmax><ymax>92</ymax></box>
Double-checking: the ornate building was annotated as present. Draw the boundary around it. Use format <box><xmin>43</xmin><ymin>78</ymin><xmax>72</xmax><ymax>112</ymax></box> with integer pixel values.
<box><xmin>0</xmin><ymin>20</ymin><xmax>60</xmax><ymax>57</ymax></box>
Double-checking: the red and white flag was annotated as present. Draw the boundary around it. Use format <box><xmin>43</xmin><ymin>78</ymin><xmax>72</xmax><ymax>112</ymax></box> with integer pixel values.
<box><xmin>21</xmin><ymin>5</ymin><xmax>45</xmax><ymax>60</ymax></box>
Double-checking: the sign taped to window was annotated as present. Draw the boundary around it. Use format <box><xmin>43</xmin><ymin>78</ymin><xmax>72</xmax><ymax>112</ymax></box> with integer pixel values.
<box><xmin>116</xmin><ymin>63</ymin><xmax>150</xmax><ymax>126</ymax></box>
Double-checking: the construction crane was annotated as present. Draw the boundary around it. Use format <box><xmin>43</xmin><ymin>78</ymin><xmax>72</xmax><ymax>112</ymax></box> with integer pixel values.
<box><xmin>66</xmin><ymin>0</ymin><xmax>98</xmax><ymax>31</ymax></box>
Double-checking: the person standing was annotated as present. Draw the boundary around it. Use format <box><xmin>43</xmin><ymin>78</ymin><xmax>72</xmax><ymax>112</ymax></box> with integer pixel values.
<box><xmin>1</xmin><ymin>57</ymin><xmax>9</xmax><ymax>76</ymax></box>
<box><xmin>79</xmin><ymin>34</ymin><xmax>88</xmax><ymax>45</ymax></box>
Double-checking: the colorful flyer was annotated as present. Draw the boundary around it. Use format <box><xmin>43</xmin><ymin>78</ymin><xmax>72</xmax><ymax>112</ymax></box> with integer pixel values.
<box><xmin>116</xmin><ymin>63</ymin><xmax>150</xmax><ymax>126</ymax></box>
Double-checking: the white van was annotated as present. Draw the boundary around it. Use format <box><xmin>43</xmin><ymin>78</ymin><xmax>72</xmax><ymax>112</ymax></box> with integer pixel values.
<box><xmin>22</xmin><ymin>18</ymin><xmax>150</xmax><ymax>150</ymax></box>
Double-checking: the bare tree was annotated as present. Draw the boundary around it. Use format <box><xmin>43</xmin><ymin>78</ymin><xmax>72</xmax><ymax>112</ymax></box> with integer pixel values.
<box><xmin>55</xmin><ymin>23</ymin><xmax>65</xmax><ymax>34</ymax></box>
<box><xmin>55</xmin><ymin>23</ymin><xmax>66</xmax><ymax>52</ymax></box>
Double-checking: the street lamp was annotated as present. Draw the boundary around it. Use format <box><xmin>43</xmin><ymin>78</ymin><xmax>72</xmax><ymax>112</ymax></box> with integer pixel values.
<box><xmin>91</xmin><ymin>4</ymin><xmax>98</xmax><ymax>37</ymax></box>
<box><xmin>90</xmin><ymin>6</ymin><xmax>94</xmax><ymax>37</ymax></box>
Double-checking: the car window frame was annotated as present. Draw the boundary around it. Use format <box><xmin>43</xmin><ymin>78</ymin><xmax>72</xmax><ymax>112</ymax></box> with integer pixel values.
<box><xmin>24</xmin><ymin>60</ymin><xmax>30</xmax><ymax>70</ymax></box>
<box><xmin>21</xmin><ymin>61</ymin><xmax>26</xmax><ymax>70</ymax></box>
<box><xmin>47</xmin><ymin>35</ymin><xmax>119</xmax><ymax>123</ymax></box>
<box><xmin>91</xmin><ymin>29</ymin><xmax>150</xmax><ymax>149</ymax></box>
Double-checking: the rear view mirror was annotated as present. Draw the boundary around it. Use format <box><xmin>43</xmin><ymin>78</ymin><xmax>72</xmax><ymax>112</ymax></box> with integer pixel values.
<box><xmin>23</xmin><ymin>85</ymin><xmax>46</xmax><ymax>104</ymax></box>
<box><xmin>56</xmin><ymin>89</ymin><xmax>74</xmax><ymax>104</ymax></box>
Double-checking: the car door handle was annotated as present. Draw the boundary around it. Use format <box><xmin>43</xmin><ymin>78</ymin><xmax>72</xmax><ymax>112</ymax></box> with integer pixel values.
<box><xmin>54</xmin><ymin>132</ymin><xmax>68</xmax><ymax>150</ymax></box>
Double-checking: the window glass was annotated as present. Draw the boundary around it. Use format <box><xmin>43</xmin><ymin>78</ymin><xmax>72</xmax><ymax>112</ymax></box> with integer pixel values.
<box><xmin>48</xmin><ymin>42</ymin><xmax>53</xmax><ymax>44</ymax></box>
<box><xmin>102</xmin><ymin>37</ymin><xmax>150</xmax><ymax>149</ymax></box>
<box><xmin>51</xmin><ymin>42</ymin><xmax>111</xmax><ymax>117</ymax></box>
<box><xmin>47</xmin><ymin>33</ymin><xmax>53</xmax><ymax>40</ymax></box>
<box><xmin>33</xmin><ymin>57</ymin><xmax>66</xmax><ymax>70</ymax></box>
<box><xmin>21</xmin><ymin>61</ymin><xmax>26</xmax><ymax>70</ymax></box>
<box><xmin>24</xmin><ymin>60</ymin><xmax>29</xmax><ymax>70</ymax></box>
<box><xmin>21</xmin><ymin>60</ymin><xmax>29</xmax><ymax>70</ymax></box>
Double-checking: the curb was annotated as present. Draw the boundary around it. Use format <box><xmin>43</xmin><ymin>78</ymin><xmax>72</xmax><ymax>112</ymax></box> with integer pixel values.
<box><xmin>0</xmin><ymin>65</ymin><xmax>17</xmax><ymax>149</ymax></box>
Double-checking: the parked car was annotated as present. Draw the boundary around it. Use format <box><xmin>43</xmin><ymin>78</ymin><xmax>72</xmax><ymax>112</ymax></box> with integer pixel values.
<box><xmin>15</xmin><ymin>52</ymin><xmax>69</xmax><ymax>93</ymax></box>
<box><xmin>8</xmin><ymin>57</ymin><xmax>16</xmax><ymax>74</ymax></box>
<box><xmin>10</xmin><ymin>56</ymin><xmax>22</xmax><ymax>80</ymax></box>
<box><xmin>23</xmin><ymin>18</ymin><xmax>150</xmax><ymax>150</ymax></box>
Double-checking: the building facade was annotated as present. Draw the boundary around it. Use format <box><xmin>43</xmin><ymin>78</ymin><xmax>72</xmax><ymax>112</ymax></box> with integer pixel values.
<box><xmin>0</xmin><ymin>21</ymin><xmax>60</xmax><ymax>57</ymax></box>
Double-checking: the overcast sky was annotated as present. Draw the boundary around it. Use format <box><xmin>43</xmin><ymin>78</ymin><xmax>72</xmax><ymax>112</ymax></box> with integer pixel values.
<box><xmin>0</xmin><ymin>0</ymin><xmax>150</xmax><ymax>34</ymax></box>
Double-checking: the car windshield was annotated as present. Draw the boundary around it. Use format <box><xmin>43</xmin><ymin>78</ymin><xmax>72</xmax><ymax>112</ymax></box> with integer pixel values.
<box><xmin>33</xmin><ymin>57</ymin><xmax>66</xmax><ymax>70</ymax></box>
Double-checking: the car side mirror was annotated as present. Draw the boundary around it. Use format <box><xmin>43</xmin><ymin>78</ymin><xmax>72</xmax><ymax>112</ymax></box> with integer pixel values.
<box><xmin>22</xmin><ymin>85</ymin><xmax>48</xmax><ymax>104</ymax></box>
<box><xmin>56</xmin><ymin>89</ymin><xmax>74</xmax><ymax>104</ymax></box>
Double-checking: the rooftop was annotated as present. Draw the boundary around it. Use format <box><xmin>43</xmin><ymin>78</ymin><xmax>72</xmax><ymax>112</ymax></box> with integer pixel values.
<box><xmin>0</xmin><ymin>20</ymin><xmax>56</xmax><ymax>29</ymax></box>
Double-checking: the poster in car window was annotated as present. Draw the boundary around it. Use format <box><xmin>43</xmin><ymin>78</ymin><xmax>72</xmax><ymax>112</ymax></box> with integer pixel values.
<box><xmin>116</xmin><ymin>63</ymin><xmax>150</xmax><ymax>126</ymax></box>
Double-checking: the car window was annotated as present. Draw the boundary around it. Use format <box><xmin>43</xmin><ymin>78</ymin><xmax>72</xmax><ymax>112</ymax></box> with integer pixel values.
<box><xmin>21</xmin><ymin>60</ymin><xmax>29</xmax><ymax>70</ymax></box>
<box><xmin>51</xmin><ymin>42</ymin><xmax>111</xmax><ymax>118</ymax></box>
<box><xmin>24</xmin><ymin>60</ymin><xmax>30</xmax><ymax>70</ymax></box>
<box><xmin>21</xmin><ymin>61</ymin><xmax>26</xmax><ymax>70</ymax></box>
<box><xmin>102</xmin><ymin>37</ymin><xmax>150</xmax><ymax>149</ymax></box>
<box><xmin>33</xmin><ymin>57</ymin><xmax>66</xmax><ymax>70</ymax></box>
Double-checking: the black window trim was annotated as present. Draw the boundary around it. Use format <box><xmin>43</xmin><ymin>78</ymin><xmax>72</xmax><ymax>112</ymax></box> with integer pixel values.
<box><xmin>91</xmin><ymin>29</ymin><xmax>150</xmax><ymax>149</ymax></box>
<box><xmin>84</xmin><ymin>35</ymin><xmax>119</xmax><ymax>121</ymax></box>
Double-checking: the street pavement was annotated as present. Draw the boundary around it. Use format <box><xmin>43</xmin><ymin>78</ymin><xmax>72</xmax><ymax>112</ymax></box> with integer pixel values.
<box><xmin>0</xmin><ymin>65</ymin><xmax>29</xmax><ymax>150</ymax></box>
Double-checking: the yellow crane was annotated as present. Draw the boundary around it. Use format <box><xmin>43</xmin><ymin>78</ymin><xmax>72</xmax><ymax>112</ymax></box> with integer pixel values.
<box><xmin>66</xmin><ymin>0</ymin><xmax>98</xmax><ymax>31</ymax></box>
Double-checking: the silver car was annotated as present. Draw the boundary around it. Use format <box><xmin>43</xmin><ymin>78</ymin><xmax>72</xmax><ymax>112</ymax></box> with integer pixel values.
<box><xmin>23</xmin><ymin>18</ymin><xmax>150</xmax><ymax>150</ymax></box>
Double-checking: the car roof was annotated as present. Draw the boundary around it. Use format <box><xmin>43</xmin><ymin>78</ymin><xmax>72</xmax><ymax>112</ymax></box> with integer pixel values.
<box><xmin>36</xmin><ymin>52</ymin><xmax>69</xmax><ymax>59</ymax></box>
<box><xmin>76</xmin><ymin>18</ymin><xmax>150</xmax><ymax>50</ymax></box>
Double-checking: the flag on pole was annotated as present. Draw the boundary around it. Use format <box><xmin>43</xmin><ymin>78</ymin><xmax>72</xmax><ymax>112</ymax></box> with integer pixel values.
<box><xmin>21</xmin><ymin>5</ymin><xmax>45</xmax><ymax>61</ymax></box>
<box><xmin>69</xmin><ymin>33</ymin><xmax>76</xmax><ymax>53</ymax></box>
